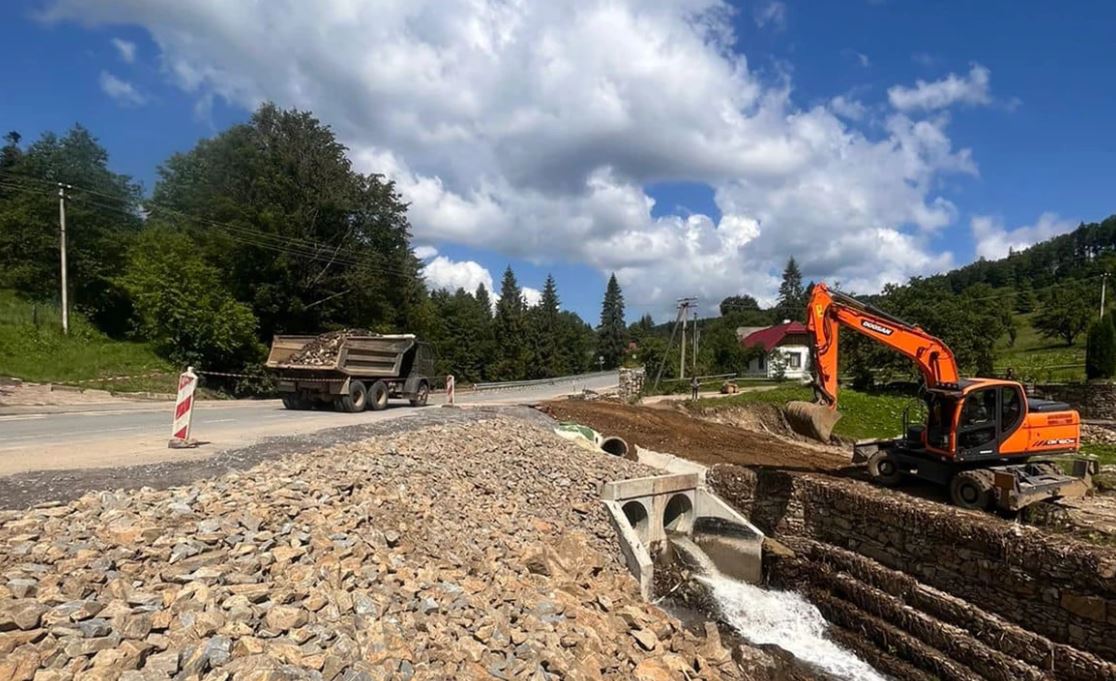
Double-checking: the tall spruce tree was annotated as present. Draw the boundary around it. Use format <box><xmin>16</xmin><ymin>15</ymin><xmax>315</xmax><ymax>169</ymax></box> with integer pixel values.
<box><xmin>1086</xmin><ymin>316</ymin><xmax>1116</xmax><ymax>380</ymax></box>
<box><xmin>596</xmin><ymin>273</ymin><xmax>628</xmax><ymax>369</ymax></box>
<box><xmin>775</xmin><ymin>257</ymin><xmax>806</xmax><ymax>321</ymax></box>
<box><xmin>492</xmin><ymin>266</ymin><xmax>529</xmax><ymax>379</ymax></box>
<box><xmin>528</xmin><ymin>274</ymin><xmax>564</xmax><ymax>378</ymax></box>
<box><xmin>472</xmin><ymin>283</ymin><xmax>496</xmax><ymax>379</ymax></box>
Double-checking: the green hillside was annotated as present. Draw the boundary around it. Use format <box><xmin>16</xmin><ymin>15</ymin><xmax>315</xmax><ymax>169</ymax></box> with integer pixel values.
<box><xmin>993</xmin><ymin>312</ymin><xmax>1086</xmax><ymax>382</ymax></box>
<box><xmin>0</xmin><ymin>290</ymin><xmax>176</xmax><ymax>393</ymax></box>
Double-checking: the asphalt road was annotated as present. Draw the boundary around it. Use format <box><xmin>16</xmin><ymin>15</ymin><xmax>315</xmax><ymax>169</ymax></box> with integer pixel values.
<box><xmin>0</xmin><ymin>372</ymin><xmax>617</xmax><ymax>476</ymax></box>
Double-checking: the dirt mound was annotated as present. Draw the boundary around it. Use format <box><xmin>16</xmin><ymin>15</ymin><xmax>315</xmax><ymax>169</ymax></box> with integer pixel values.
<box><xmin>288</xmin><ymin>328</ymin><xmax>373</xmax><ymax>366</ymax></box>
<box><xmin>542</xmin><ymin>399</ymin><xmax>850</xmax><ymax>472</ymax></box>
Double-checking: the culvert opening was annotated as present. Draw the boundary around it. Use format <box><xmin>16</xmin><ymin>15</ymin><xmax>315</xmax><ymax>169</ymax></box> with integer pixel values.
<box><xmin>622</xmin><ymin>500</ymin><xmax>649</xmax><ymax>544</ymax></box>
<box><xmin>601</xmin><ymin>436</ymin><xmax>629</xmax><ymax>457</ymax></box>
<box><xmin>663</xmin><ymin>493</ymin><xmax>694</xmax><ymax>534</ymax></box>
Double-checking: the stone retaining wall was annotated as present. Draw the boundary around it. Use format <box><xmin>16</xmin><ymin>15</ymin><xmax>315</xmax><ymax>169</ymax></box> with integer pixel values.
<box><xmin>708</xmin><ymin>466</ymin><xmax>1116</xmax><ymax>679</ymax></box>
<box><xmin>1035</xmin><ymin>382</ymin><xmax>1116</xmax><ymax>420</ymax></box>
<box><xmin>618</xmin><ymin>367</ymin><xmax>646</xmax><ymax>403</ymax></box>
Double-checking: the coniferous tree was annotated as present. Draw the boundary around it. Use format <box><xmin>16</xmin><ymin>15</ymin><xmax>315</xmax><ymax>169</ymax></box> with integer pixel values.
<box><xmin>472</xmin><ymin>283</ymin><xmax>496</xmax><ymax>379</ymax></box>
<box><xmin>1086</xmin><ymin>317</ymin><xmax>1116</xmax><ymax>380</ymax></box>
<box><xmin>775</xmin><ymin>257</ymin><xmax>805</xmax><ymax>321</ymax></box>
<box><xmin>492</xmin><ymin>266</ymin><xmax>529</xmax><ymax>379</ymax></box>
<box><xmin>596</xmin><ymin>273</ymin><xmax>628</xmax><ymax>369</ymax></box>
<box><xmin>527</xmin><ymin>274</ymin><xmax>564</xmax><ymax>378</ymax></box>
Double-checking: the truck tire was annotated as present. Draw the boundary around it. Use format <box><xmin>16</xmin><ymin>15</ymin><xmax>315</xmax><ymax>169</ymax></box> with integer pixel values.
<box><xmin>339</xmin><ymin>380</ymin><xmax>368</xmax><ymax>413</ymax></box>
<box><xmin>867</xmin><ymin>450</ymin><xmax>902</xmax><ymax>487</ymax></box>
<box><xmin>409</xmin><ymin>381</ymin><xmax>429</xmax><ymax>407</ymax></box>
<box><xmin>369</xmin><ymin>380</ymin><xmax>389</xmax><ymax>411</ymax></box>
<box><xmin>281</xmin><ymin>395</ymin><xmax>303</xmax><ymax>410</ymax></box>
<box><xmin>950</xmin><ymin>469</ymin><xmax>994</xmax><ymax>510</ymax></box>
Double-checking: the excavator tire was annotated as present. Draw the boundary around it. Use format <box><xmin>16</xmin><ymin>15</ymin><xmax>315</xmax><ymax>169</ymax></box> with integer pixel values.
<box><xmin>949</xmin><ymin>469</ymin><xmax>995</xmax><ymax>510</ymax></box>
<box><xmin>785</xmin><ymin>401</ymin><xmax>842</xmax><ymax>443</ymax></box>
<box><xmin>867</xmin><ymin>450</ymin><xmax>903</xmax><ymax>487</ymax></box>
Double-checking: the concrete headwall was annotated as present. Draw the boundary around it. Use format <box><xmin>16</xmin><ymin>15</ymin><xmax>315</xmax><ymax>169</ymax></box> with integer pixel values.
<box><xmin>618</xmin><ymin>367</ymin><xmax>646</xmax><ymax>403</ymax></box>
<box><xmin>1035</xmin><ymin>382</ymin><xmax>1116</xmax><ymax>420</ymax></box>
<box><xmin>708</xmin><ymin>466</ymin><xmax>1116</xmax><ymax>679</ymax></box>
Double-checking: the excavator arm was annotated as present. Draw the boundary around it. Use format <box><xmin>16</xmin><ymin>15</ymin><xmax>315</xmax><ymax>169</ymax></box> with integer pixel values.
<box><xmin>805</xmin><ymin>282</ymin><xmax>961</xmax><ymax>406</ymax></box>
<box><xmin>787</xmin><ymin>282</ymin><xmax>960</xmax><ymax>441</ymax></box>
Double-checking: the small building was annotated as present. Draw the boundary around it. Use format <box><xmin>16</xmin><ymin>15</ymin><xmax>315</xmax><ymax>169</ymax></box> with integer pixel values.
<box><xmin>740</xmin><ymin>321</ymin><xmax>811</xmax><ymax>380</ymax></box>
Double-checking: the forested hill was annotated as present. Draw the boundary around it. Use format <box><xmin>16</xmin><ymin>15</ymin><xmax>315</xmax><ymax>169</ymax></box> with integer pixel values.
<box><xmin>926</xmin><ymin>215</ymin><xmax>1116</xmax><ymax>294</ymax></box>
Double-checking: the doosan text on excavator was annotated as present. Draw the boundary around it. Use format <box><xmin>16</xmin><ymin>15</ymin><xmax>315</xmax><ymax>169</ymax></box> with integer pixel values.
<box><xmin>787</xmin><ymin>282</ymin><xmax>1096</xmax><ymax>512</ymax></box>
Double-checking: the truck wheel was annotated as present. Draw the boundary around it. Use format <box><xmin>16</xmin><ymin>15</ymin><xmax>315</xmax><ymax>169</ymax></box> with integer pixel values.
<box><xmin>281</xmin><ymin>395</ymin><xmax>301</xmax><ymax>410</ymax></box>
<box><xmin>409</xmin><ymin>382</ymin><xmax>429</xmax><ymax>407</ymax></box>
<box><xmin>339</xmin><ymin>381</ymin><xmax>368</xmax><ymax>413</ymax></box>
<box><xmin>867</xmin><ymin>450</ymin><xmax>902</xmax><ymax>487</ymax></box>
<box><xmin>950</xmin><ymin>470</ymin><xmax>993</xmax><ymax>510</ymax></box>
<box><xmin>369</xmin><ymin>380</ymin><xmax>389</xmax><ymax>411</ymax></box>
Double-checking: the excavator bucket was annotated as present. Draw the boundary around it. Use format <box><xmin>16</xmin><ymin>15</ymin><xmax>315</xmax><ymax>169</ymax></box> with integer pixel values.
<box><xmin>785</xmin><ymin>401</ymin><xmax>842</xmax><ymax>442</ymax></box>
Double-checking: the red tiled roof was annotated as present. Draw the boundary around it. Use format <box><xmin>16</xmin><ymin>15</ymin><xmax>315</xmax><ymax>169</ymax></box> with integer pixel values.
<box><xmin>741</xmin><ymin>321</ymin><xmax>808</xmax><ymax>352</ymax></box>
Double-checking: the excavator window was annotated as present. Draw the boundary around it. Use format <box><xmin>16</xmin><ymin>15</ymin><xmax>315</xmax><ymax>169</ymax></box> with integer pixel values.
<box><xmin>958</xmin><ymin>388</ymin><xmax>998</xmax><ymax>450</ymax></box>
<box><xmin>1000</xmin><ymin>387</ymin><xmax>1023</xmax><ymax>432</ymax></box>
<box><xmin>925</xmin><ymin>393</ymin><xmax>955</xmax><ymax>450</ymax></box>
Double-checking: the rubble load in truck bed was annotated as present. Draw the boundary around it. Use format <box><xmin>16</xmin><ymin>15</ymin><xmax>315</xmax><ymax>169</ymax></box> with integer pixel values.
<box><xmin>286</xmin><ymin>328</ymin><xmax>373</xmax><ymax>367</ymax></box>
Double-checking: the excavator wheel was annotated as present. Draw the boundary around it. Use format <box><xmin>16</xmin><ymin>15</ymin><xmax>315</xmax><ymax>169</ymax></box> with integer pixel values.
<box><xmin>785</xmin><ymin>401</ymin><xmax>842</xmax><ymax>443</ymax></box>
<box><xmin>867</xmin><ymin>450</ymin><xmax>902</xmax><ymax>487</ymax></box>
<box><xmin>950</xmin><ymin>469</ymin><xmax>995</xmax><ymax>510</ymax></box>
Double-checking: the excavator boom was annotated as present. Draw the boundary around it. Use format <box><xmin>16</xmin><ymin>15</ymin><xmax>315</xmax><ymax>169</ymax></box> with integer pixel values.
<box><xmin>787</xmin><ymin>282</ymin><xmax>961</xmax><ymax>442</ymax></box>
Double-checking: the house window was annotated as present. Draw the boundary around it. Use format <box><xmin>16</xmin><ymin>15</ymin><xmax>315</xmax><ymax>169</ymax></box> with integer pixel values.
<box><xmin>759</xmin><ymin>356</ymin><xmax>765</xmax><ymax>369</ymax></box>
<box><xmin>788</xmin><ymin>352</ymin><xmax>802</xmax><ymax>369</ymax></box>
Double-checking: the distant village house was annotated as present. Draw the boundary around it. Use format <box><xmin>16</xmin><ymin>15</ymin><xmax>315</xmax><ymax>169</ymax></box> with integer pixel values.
<box><xmin>738</xmin><ymin>321</ymin><xmax>811</xmax><ymax>380</ymax></box>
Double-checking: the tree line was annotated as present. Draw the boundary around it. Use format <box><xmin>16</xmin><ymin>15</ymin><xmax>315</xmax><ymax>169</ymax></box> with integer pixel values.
<box><xmin>0</xmin><ymin>105</ymin><xmax>634</xmax><ymax>387</ymax></box>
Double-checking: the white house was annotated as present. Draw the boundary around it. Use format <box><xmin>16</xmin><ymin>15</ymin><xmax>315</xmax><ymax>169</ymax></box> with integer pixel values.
<box><xmin>740</xmin><ymin>321</ymin><xmax>811</xmax><ymax>380</ymax></box>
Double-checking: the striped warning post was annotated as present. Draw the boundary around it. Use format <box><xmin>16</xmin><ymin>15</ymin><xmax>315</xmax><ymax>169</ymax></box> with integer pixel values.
<box><xmin>446</xmin><ymin>374</ymin><xmax>455</xmax><ymax>406</ymax></box>
<box><xmin>168</xmin><ymin>367</ymin><xmax>199</xmax><ymax>449</ymax></box>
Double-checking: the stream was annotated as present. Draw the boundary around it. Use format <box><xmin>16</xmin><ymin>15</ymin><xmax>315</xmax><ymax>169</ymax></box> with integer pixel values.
<box><xmin>671</xmin><ymin>536</ymin><xmax>888</xmax><ymax>681</ymax></box>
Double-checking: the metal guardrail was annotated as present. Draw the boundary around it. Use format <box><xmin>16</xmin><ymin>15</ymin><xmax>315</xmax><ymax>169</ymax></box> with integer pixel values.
<box><xmin>656</xmin><ymin>372</ymin><xmax>739</xmax><ymax>384</ymax></box>
<box><xmin>471</xmin><ymin>370</ymin><xmax>615</xmax><ymax>391</ymax></box>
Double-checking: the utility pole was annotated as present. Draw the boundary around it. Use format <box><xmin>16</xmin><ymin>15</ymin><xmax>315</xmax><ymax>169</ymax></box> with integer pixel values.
<box><xmin>680</xmin><ymin>304</ymin><xmax>687</xmax><ymax>380</ymax></box>
<box><xmin>692</xmin><ymin>302</ymin><xmax>699</xmax><ymax>377</ymax></box>
<box><xmin>1102</xmin><ymin>273</ymin><xmax>1111</xmax><ymax>318</ymax></box>
<box><xmin>58</xmin><ymin>183</ymin><xmax>72</xmax><ymax>334</ymax></box>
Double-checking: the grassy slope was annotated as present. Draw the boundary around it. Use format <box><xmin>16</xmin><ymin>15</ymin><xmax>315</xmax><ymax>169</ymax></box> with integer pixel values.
<box><xmin>994</xmin><ymin>312</ymin><xmax>1085</xmax><ymax>382</ymax></box>
<box><xmin>695</xmin><ymin>384</ymin><xmax>915</xmax><ymax>441</ymax></box>
<box><xmin>0</xmin><ymin>290</ymin><xmax>176</xmax><ymax>393</ymax></box>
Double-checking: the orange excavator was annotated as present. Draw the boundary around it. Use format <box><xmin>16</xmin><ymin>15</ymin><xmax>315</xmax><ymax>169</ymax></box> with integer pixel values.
<box><xmin>786</xmin><ymin>283</ymin><xmax>1094</xmax><ymax>511</ymax></box>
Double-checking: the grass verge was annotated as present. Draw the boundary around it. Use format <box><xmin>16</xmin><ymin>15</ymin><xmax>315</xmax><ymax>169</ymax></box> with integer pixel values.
<box><xmin>693</xmin><ymin>384</ymin><xmax>915</xmax><ymax>441</ymax></box>
<box><xmin>0</xmin><ymin>290</ymin><xmax>176</xmax><ymax>394</ymax></box>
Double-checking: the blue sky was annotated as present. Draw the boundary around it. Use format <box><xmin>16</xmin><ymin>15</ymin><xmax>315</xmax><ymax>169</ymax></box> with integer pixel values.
<box><xmin>2</xmin><ymin>1</ymin><xmax>1113</xmax><ymax>323</ymax></box>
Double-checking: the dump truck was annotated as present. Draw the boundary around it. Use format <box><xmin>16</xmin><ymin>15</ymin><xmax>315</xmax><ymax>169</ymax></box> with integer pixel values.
<box><xmin>266</xmin><ymin>332</ymin><xmax>435</xmax><ymax>412</ymax></box>
<box><xmin>787</xmin><ymin>283</ymin><xmax>1095</xmax><ymax>512</ymax></box>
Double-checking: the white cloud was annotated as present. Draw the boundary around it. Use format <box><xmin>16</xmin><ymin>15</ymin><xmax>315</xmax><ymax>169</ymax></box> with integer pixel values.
<box><xmin>111</xmin><ymin>37</ymin><xmax>136</xmax><ymax>63</ymax></box>
<box><xmin>888</xmin><ymin>64</ymin><xmax>992</xmax><ymax>112</ymax></box>
<box><xmin>855</xmin><ymin>52</ymin><xmax>870</xmax><ymax>68</ymax></box>
<box><xmin>523</xmin><ymin>287</ymin><xmax>542</xmax><ymax>307</ymax></box>
<box><xmin>49</xmin><ymin>0</ymin><xmax>990</xmax><ymax>317</ymax></box>
<box><xmin>413</xmin><ymin>245</ymin><xmax>438</xmax><ymax>260</ymax></box>
<box><xmin>98</xmin><ymin>71</ymin><xmax>146</xmax><ymax>106</ymax></box>
<box><xmin>422</xmin><ymin>256</ymin><xmax>493</xmax><ymax>294</ymax></box>
<box><xmin>754</xmin><ymin>1</ymin><xmax>787</xmax><ymax>30</ymax></box>
<box><xmin>971</xmin><ymin>212</ymin><xmax>1076</xmax><ymax>260</ymax></box>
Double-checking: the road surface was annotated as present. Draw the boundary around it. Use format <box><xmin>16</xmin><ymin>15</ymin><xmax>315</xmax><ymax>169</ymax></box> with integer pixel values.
<box><xmin>0</xmin><ymin>372</ymin><xmax>616</xmax><ymax>476</ymax></box>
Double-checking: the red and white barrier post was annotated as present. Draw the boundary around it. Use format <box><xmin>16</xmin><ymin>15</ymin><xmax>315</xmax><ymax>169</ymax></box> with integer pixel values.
<box><xmin>168</xmin><ymin>367</ymin><xmax>199</xmax><ymax>449</ymax></box>
<box><xmin>446</xmin><ymin>374</ymin><xmax>455</xmax><ymax>406</ymax></box>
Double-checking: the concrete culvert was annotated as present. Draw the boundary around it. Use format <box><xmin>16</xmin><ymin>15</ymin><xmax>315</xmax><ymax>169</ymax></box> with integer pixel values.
<box><xmin>600</xmin><ymin>436</ymin><xmax>629</xmax><ymax>457</ymax></box>
<box><xmin>663</xmin><ymin>493</ymin><xmax>694</xmax><ymax>534</ymax></box>
<box><xmin>622</xmin><ymin>500</ymin><xmax>649</xmax><ymax>544</ymax></box>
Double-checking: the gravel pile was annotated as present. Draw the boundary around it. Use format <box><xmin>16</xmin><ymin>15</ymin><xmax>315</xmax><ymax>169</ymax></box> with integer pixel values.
<box><xmin>0</xmin><ymin>414</ymin><xmax>746</xmax><ymax>680</ymax></box>
<box><xmin>287</xmin><ymin>330</ymin><xmax>373</xmax><ymax>367</ymax></box>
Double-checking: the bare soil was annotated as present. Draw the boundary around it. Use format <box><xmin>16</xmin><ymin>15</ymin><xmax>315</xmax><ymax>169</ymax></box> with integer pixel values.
<box><xmin>541</xmin><ymin>399</ymin><xmax>851</xmax><ymax>472</ymax></box>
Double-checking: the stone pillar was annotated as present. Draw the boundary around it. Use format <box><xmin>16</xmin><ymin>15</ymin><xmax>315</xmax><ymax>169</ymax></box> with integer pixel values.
<box><xmin>618</xmin><ymin>367</ymin><xmax>646</xmax><ymax>403</ymax></box>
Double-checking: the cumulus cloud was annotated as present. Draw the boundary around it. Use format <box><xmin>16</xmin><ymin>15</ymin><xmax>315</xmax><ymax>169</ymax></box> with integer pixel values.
<box><xmin>48</xmin><ymin>0</ymin><xmax>990</xmax><ymax>316</ymax></box>
<box><xmin>754</xmin><ymin>1</ymin><xmax>787</xmax><ymax>30</ymax></box>
<box><xmin>523</xmin><ymin>287</ymin><xmax>542</xmax><ymax>308</ymax></box>
<box><xmin>422</xmin><ymin>256</ymin><xmax>494</xmax><ymax>294</ymax></box>
<box><xmin>971</xmin><ymin>212</ymin><xmax>1076</xmax><ymax>260</ymax></box>
<box><xmin>98</xmin><ymin>71</ymin><xmax>146</xmax><ymax>106</ymax></box>
<box><xmin>413</xmin><ymin>245</ymin><xmax>439</xmax><ymax>260</ymax></box>
<box><xmin>111</xmin><ymin>37</ymin><xmax>136</xmax><ymax>63</ymax></box>
<box><xmin>888</xmin><ymin>64</ymin><xmax>992</xmax><ymax>112</ymax></box>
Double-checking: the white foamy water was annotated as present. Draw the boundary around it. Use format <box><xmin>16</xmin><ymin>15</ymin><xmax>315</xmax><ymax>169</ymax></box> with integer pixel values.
<box><xmin>670</xmin><ymin>537</ymin><xmax>886</xmax><ymax>681</ymax></box>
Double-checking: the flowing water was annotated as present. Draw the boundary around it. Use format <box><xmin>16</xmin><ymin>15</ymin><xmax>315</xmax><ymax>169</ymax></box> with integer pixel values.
<box><xmin>671</xmin><ymin>536</ymin><xmax>888</xmax><ymax>681</ymax></box>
